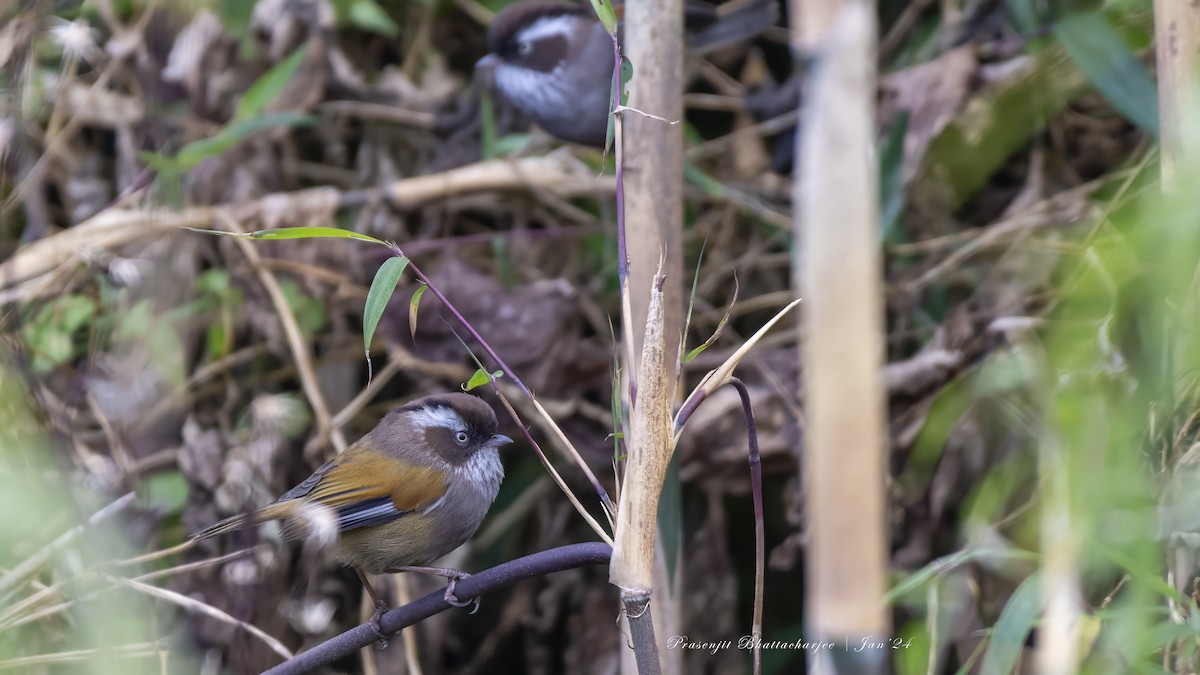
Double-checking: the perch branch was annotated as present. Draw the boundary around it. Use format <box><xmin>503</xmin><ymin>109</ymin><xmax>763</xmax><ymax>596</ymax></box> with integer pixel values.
<box><xmin>261</xmin><ymin>543</ymin><xmax>612</xmax><ymax>675</ymax></box>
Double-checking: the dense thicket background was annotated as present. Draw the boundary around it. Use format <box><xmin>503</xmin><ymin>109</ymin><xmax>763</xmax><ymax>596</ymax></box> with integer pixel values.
<box><xmin>1</xmin><ymin>0</ymin><xmax>1192</xmax><ymax>673</ymax></box>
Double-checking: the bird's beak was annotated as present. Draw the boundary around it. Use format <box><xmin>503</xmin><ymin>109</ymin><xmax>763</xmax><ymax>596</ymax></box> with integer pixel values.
<box><xmin>474</xmin><ymin>54</ymin><xmax>500</xmax><ymax>84</ymax></box>
<box><xmin>487</xmin><ymin>433</ymin><xmax>514</xmax><ymax>448</ymax></box>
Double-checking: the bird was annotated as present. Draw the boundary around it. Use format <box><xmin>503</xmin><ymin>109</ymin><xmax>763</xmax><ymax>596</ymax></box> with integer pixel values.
<box><xmin>475</xmin><ymin>0</ymin><xmax>778</xmax><ymax>147</ymax></box>
<box><xmin>191</xmin><ymin>393</ymin><xmax>513</xmax><ymax>641</ymax></box>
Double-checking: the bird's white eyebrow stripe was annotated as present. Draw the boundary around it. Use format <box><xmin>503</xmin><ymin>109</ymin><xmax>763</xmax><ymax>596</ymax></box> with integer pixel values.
<box><xmin>517</xmin><ymin>14</ymin><xmax>575</xmax><ymax>43</ymax></box>
<box><xmin>408</xmin><ymin>404</ymin><xmax>464</xmax><ymax>431</ymax></box>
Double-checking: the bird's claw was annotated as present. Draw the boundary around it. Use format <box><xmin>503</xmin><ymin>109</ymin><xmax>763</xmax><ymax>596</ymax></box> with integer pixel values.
<box><xmin>368</xmin><ymin>601</ymin><xmax>390</xmax><ymax>650</ymax></box>
<box><xmin>443</xmin><ymin>574</ymin><xmax>480</xmax><ymax>614</ymax></box>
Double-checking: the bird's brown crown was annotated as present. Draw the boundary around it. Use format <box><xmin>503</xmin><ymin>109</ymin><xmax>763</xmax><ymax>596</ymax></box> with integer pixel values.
<box><xmin>391</xmin><ymin>393</ymin><xmax>501</xmax><ymax>465</ymax></box>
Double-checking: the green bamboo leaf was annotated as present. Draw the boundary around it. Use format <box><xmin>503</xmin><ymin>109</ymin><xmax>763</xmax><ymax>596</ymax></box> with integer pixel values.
<box><xmin>1054</xmin><ymin>11</ymin><xmax>1158</xmax><ymax>135</ymax></box>
<box><xmin>408</xmin><ymin>283</ymin><xmax>428</xmax><ymax>341</ymax></box>
<box><xmin>884</xmin><ymin>547</ymin><xmax>1039</xmax><ymax>604</ymax></box>
<box><xmin>680</xmin><ymin>239</ymin><xmax>707</xmax><ymax>365</ymax></box>
<box><xmin>236</xmin><ymin>45</ymin><xmax>308</xmax><ymax>120</ymax></box>
<box><xmin>348</xmin><ymin>0</ymin><xmax>399</xmax><ymax>36</ymax></box>
<box><xmin>185</xmin><ymin>226</ymin><xmax>388</xmax><ymax>245</ymax></box>
<box><xmin>464</xmin><ymin>368</ymin><xmax>503</xmax><ymax>391</ymax></box>
<box><xmin>175</xmin><ymin>112</ymin><xmax>316</xmax><ymax>168</ymax></box>
<box><xmin>363</xmin><ymin>256</ymin><xmax>410</xmax><ymax>377</ymax></box>
<box><xmin>879</xmin><ymin>110</ymin><xmax>908</xmax><ymax>244</ymax></box>
<box><xmin>684</xmin><ymin>272</ymin><xmax>738</xmax><ymax>363</ymax></box>
<box><xmin>480</xmin><ymin>91</ymin><xmax>498</xmax><ymax>160</ymax></box>
<box><xmin>244</xmin><ymin>226</ymin><xmax>388</xmax><ymax>244</ymax></box>
<box><xmin>979</xmin><ymin>571</ymin><xmax>1042</xmax><ymax>675</ymax></box>
<box><xmin>1004</xmin><ymin>0</ymin><xmax>1042</xmax><ymax>34</ymax></box>
<box><xmin>587</xmin><ymin>0</ymin><xmax>618</xmax><ymax>33</ymax></box>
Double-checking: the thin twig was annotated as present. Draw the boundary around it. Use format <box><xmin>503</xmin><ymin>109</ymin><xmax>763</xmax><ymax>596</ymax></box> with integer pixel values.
<box><xmin>107</xmin><ymin>575</ymin><xmax>293</xmax><ymax>660</ymax></box>
<box><xmin>216</xmin><ymin>211</ymin><xmax>347</xmax><ymax>454</ymax></box>
<box><xmin>729</xmin><ymin>378</ymin><xmax>764</xmax><ymax>675</ymax></box>
<box><xmin>0</xmin><ymin>643</ymin><xmax>163</xmax><ymax>671</ymax></box>
<box><xmin>491</xmin><ymin>390</ymin><xmax>614</xmax><ymax>547</ymax></box>
<box><xmin>393</xmin><ymin>252</ymin><xmax>615</xmax><ymax>527</ymax></box>
<box><xmin>0</xmin><ymin>492</ymin><xmax>135</xmax><ymax>603</ymax></box>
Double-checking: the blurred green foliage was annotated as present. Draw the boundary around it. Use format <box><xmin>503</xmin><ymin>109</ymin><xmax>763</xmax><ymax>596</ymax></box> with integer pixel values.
<box><xmin>0</xmin><ymin>349</ymin><xmax>197</xmax><ymax>673</ymax></box>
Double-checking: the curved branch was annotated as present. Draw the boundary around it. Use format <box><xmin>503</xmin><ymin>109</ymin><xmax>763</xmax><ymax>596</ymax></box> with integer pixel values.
<box><xmin>261</xmin><ymin>543</ymin><xmax>612</xmax><ymax>675</ymax></box>
<box><xmin>729</xmin><ymin>377</ymin><xmax>764</xmax><ymax>675</ymax></box>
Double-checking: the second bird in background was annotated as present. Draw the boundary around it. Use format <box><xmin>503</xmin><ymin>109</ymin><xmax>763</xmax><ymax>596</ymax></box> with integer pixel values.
<box><xmin>475</xmin><ymin>0</ymin><xmax>778</xmax><ymax>147</ymax></box>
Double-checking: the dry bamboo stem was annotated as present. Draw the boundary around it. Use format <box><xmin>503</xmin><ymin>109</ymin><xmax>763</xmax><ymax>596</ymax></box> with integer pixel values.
<box><xmin>793</xmin><ymin>0</ymin><xmax>889</xmax><ymax>671</ymax></box>
<box><xmin>610</xmin><ymin>274</ymin><xmax>673</xmax><ymax>675</ymax></box>
<box><xmin>0</xmin><ymin>156</ymin><xmax>615</xmax><ymax>301</ymax></box>
<box><xmin>622</xmin><ymin>0</ymin><xmax>686</xmax><ymax>672</ymax></box>
<box><xmin>624</xmin><ymin>0</ymin><xmax>685</xmax><ymax>378</ymax></box>
<box><xmin>1154</xmin><ymin>0</ymin><xmax>1200</xmax><ymax>181</ymax></box>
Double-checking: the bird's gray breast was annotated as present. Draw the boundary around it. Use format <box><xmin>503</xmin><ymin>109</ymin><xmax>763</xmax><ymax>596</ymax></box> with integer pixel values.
<box><xmin>423</xmin><ymin>447</ymin><xmax>504</xmax><ymax>560</ymax></box>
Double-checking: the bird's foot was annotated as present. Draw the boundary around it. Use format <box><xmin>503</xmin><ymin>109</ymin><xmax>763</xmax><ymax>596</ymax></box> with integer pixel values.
<box><xmin>443</xmin><ymin>573</ymin><xmax>480</xmax><ymax>614</ymax></box>
<box><xmin>368</xmin><ymin>600</ymin><xmax>390</xmax><ymax>650</ymax></box>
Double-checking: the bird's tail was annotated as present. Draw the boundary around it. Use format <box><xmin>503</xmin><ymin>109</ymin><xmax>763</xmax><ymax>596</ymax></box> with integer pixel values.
<box><xmin>189</xmin><ymin>502</ymin><xmax>296</xmax><ymax>541</ymax></box>
<box><xmin>688</xmin><ymin>1</ymin><xmax>779</xmax><ymax>56</ymax></box>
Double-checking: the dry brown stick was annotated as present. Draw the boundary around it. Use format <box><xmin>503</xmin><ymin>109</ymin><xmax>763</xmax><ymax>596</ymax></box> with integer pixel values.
<box><xmin>108</xmin><ymin>575</ymin><xmax>293</xmax><ymax>660</ymax></box>
<box><xmin>0</xmin><ymin>156</ymin><xmax>615</xmax><ymax>301</ymax></box>
<box><xmin>215</xmin><ymin>211</ymin><xmax>347</xmax><ymax>454</ymax></box>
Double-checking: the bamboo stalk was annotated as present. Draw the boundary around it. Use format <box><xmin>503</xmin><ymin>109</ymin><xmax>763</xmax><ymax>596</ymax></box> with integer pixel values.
<box><xmin>610</xmin><ymin>273</ymin><xmax>673</xmax><ymax>674</ymax></box>
<box><xmin>621</xmin><ymin>0</ymin><xmax>686</xmax><ymax>671</ymax></box>
<box><xmin>1153</xmin><ymin>0</ymin><xmax>1200</xmax><ymax>181</ymax></box>
<box><xmin>792</xmin><ymin>0</ymin><xmax>890</xmax><ymax>671</ymax></box>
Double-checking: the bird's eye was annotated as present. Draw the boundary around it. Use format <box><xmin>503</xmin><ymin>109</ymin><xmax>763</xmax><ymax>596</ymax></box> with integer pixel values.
<box><xmin>516</xmin><ymin>40</ymin><xmax>533</xmax><ymax>56</ymax></box>
<box><xmin>455</xmin><ymin>431</ymin><xmax>469</xmax><ymax>444</ymax></box>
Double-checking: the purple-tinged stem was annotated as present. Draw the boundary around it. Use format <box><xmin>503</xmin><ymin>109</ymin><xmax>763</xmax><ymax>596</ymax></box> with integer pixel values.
<box><xmin>610</xmin><ymin>33</ymin><xmax>638</xmax><ymax>411</ymax></box>
<box><xmin>612</xmin><ymin>35</ymin><xmax>628</xmax><ymax>292</ymax></box>
<box><xmin>386</xmin><ymin>246</ymin><xmax>613</xmax><ymax>514</ymax></box>
<box><xmin>391</xmin><ymin>245</ymin><xmax>532</xmax><ymax>399</ymax></box>
<box><xmin>729</xmin><ymin>377</ymin><xmax>764</xmax><ymax>675</ymax></box>
<box><xmin>673</xmin><ymin>387</ymin><xmax>708</xmax><ymax>433</ymax></box>
<box><xmin>493</xmin><ymin>385</ymin><xmax>616</xmax><ymax>528</ymax></box>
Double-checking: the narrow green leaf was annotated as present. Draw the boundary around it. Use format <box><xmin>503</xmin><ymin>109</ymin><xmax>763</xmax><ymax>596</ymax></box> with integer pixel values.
<box><xmin>236</xmin><ymin>45</ymin><xmax>308</xmax><ymax>120</ymax></box>
<box><xmin>684</xmin><ymin>272</ymin><xmax>738</xmax><ymax>363</ymax></box>
<box><xmin>448</xmin><ymin>325</ymin><xmax>490</xmax><ymax>375</ymax></box>
<box><xmin>480</xmin><ymin>91</ymin><xmax>498</xmax><ymax>160</ymax></box>
<box><xmin>464</xmin><ymin>368</ymin><xmax>503</xmax><ymax>391</ymax></box>
<box><xmin>175</xmin><ymin>113</ymin><xmax>315</xmax><ymax>168</ymax></box>
<box><xmin>348</xmin><ymin>0</ymin><xmax>399</xmax><ymax>36</ymax></box>
<box><xmin>363</xmin><ymin>257</ymin><xmax>410</xmax><ymax>377</ymax></box>
<box><xmin>681</xmin><ymin>239</ymin><xmax>707</xmax><ymax>366</ymax></box>
<box><xmin>879</xmin><ymin>110</ymin><xmax>908</xmax><ymax>244</ymax></box>
<box><xmin>185</xmin><ymin>225</ymin><xmax>388</xmax><ymax>245</ymax></box>
<box><xmin>139</xmin><ymin>150</ymin><xmax>180</xmax><ymax>174</ymax></box>
<box><xmin>1004</xmin><ymin>0</ymin><xmax>1043</xmax><ymax>34</ymax></box>
<box><xmin>884</xmin><ymin>547</ymin><xmax>1039</xmax><ymax>604</ymax></box>
<box><xmin>1054</xmin><ymin>11</ymin><xmax>1158</xmax><ymax>135</ymax></box>
<box><xmin>408</xmin><ymin>283</ymin><xmax>428</xmax><ymax>341</ymax></box>
<box><xmin>587</xmin><ymin>0</ymin><xmax>618</xmax><ymax>33</ymax></box>
<box><xmin>979</xmin><ymin>571</ymin><xmax>1042</xmax><ymax>675</ymax></box>
<box><xmin>245</xmin><ymin>226</ymin><xmax>388</xmax><ymax>244</ymax></box>
<box><xmin>491</xmin><ymin>235</ymin><xmax>515</xmax><ymax>290</ymax></box>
